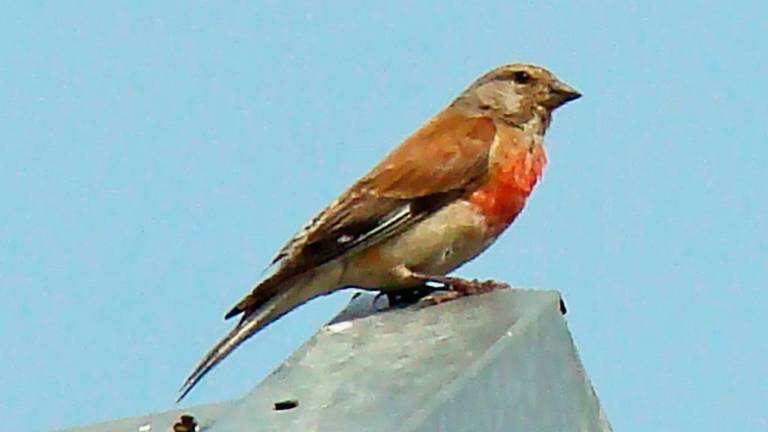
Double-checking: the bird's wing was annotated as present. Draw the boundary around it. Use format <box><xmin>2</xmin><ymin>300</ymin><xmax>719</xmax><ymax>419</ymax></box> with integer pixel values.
<box><xmin>226</xmin><ymin>111</ymin><xmax>496</xmax><ymax>319</ymax></box>
<box><xmin>178</xmin><ymin>111</ymin><xmax>497</xmax><ymax>402</ymax></box>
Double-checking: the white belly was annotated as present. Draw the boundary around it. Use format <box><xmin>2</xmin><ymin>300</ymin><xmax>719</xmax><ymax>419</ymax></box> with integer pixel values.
<box><xmin>339</xmin><ymin>200</ymin><xmax>494</xmax><ymax>290</ymax></box>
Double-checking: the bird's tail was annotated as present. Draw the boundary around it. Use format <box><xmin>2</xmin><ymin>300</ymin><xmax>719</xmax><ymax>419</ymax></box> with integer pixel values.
<box><xmin>177</xmin><ymin>283</ymin><xmax>313</xmax><ymax>402</ymax></box>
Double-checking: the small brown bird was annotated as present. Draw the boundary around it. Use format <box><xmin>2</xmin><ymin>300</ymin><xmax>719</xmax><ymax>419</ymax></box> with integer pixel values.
<box><xmin>178</xmin><ymin>63</ymin><xmax>580</xmax><ymax>401</ymax></box>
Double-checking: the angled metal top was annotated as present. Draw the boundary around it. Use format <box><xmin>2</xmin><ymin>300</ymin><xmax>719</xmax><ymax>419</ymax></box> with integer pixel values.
<box><xmin>56</xmin><ymin>289</ymin><xmax>611</xmax><ymax>432</ymax></box>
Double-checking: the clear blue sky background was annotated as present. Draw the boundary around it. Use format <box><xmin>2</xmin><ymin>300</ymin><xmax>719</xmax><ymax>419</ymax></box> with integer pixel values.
<box><xmin>1</xmin><ymin>2</ymin><xmax>766</xmax><ymax>431</ymax></box>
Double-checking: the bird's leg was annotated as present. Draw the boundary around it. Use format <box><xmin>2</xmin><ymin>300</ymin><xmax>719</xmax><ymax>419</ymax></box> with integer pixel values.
<box><xmin>415</xmin><ymin>274</ymin><xmax>510</xmax><ymax>295</ymax></box>
<box><xmin>391</xmin><ymin>265</ymin><xmax>510</xmax><ymax>306</ymax></box>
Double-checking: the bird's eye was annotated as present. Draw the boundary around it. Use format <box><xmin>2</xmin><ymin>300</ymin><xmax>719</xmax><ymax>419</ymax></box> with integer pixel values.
<box><xmin>512</xmin><ymin>71</ymin><xmax>532</xmax><ymax>84</ymax></box>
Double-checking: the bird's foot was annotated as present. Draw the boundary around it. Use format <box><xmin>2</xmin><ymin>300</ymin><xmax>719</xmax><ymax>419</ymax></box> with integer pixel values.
<box><xmin>434</xmin><ymin>276</ymin><xmax>510</xmax><ymax>295</ymax></box>
<box><xmin>415</xmin><ymin>275</ymin><xmax>510</xmax><ymax>306</ymax></box>
<box><xmin>418</xmin><ymin>290</ymin><xmax>463</xmax><ymax>306</ymax></box>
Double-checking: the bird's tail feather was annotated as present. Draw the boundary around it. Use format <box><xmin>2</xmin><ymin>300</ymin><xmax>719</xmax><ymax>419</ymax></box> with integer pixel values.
<box><xmin>177</xmin><ymin>287</ymin><xmax>301</xmax><ymax>402</ymax></box>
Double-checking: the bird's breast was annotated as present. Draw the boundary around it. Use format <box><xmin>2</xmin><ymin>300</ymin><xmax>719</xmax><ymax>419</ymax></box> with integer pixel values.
<box><xmin>469</xmin><ymin>129</ymin><xmax>547</xmax><ymax>231</ymax></box>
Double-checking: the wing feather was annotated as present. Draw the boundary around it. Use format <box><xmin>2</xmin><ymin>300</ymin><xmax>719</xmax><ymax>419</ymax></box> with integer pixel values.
<box><xmin>227</xmin><ymin>112</ymin><xmax>496</xmax><ymax>318</ymax></box>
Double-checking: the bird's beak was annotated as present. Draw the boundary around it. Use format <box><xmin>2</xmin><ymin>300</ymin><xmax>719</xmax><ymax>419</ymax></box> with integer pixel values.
<box><xmin>544</xmin><ymin>80</ymin><xmax>582</xmax><ymax>109</ymax></box>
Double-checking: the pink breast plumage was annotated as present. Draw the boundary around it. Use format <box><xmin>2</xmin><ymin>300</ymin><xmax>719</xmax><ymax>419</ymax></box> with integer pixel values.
<box><xmin>468</xmin><ymin>144</ymin><xmax>547</xmax><ymax>230</ymax></box>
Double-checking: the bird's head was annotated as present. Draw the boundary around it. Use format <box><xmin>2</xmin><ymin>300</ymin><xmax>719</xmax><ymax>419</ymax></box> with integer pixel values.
<box><xmin>455</xmin><ymin>63</ymin><xmax>581</xmax><ymax>130</ymax></box>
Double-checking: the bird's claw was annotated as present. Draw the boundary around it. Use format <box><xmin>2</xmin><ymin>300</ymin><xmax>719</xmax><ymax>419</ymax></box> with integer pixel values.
<box><xmin>417</xmin><ymin>277</ymin><xmax>510</xmax><ymax>307</ymax></box>
<box><xmin>418</xmin><ymin>290</ymin><xmax>463</xmax><ymax>307</ymax></box>
<box><xmin>435</xmin><ymin>276</ymin><xmax>510</xmax><ymax>295</ymax></box>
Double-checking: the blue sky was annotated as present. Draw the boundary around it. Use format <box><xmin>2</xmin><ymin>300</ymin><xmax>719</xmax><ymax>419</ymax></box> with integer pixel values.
<box><xmin>1</xmin><ymin>2</ymin><xmax>766</xmax><ymax>431</ymax></box>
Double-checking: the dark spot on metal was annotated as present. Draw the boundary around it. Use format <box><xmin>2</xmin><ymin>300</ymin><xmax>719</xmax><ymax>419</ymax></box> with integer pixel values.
<box><xmin>172</xmin><ymin>414</ymin><xmax>198</xmax><ymax>432</ymax></box>
<box><xmin>273</xmin><ymin>399</ymin><xmax>299</xmax><ymax>411</ymax></box>
<box><xmin>559</xmin><ymin>298</ymin><xmax>567</xmax><ymax>315</ymax></box>
<box><xmin>386</xmin><ymin>285</ymin><xmax>438</xmax><ymax>308</ymax></box>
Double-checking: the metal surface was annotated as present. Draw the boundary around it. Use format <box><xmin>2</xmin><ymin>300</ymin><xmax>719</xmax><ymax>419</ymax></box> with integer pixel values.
<box><xmin>53</xmin><ymin>401</ymin><xmax>232</xmax><ymax>432</ymax></box>
<box><xmin>56</xmin><ymin>289</ymin><xmax>612</xmax><ymax>432</ymax></box>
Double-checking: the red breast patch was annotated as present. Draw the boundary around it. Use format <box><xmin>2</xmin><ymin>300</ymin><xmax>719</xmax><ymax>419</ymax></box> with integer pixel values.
<box><xmin>469</xmin><ymin>144</ymin><xmax>547</xmax><ymax>229</ymax></box>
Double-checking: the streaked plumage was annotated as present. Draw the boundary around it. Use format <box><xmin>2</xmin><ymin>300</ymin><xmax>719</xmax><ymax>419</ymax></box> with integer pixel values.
<box><xmin>178</xmin><ymin>63</ymin><xmax>580</xmax><ymax>401</ymax></box>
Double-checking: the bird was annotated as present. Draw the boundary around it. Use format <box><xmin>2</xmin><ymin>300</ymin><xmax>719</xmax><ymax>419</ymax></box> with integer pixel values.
<box><xmin>178</xmin><ymin>63</ymin><xmax>581</xmax><ymax>401</ymax></box>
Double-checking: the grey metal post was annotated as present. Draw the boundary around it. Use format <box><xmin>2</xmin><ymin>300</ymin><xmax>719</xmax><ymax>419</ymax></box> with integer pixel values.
<box><xmin>56</xmin><ymin>289</ymin><xmax>612</xmax><ymax>432</ymax></box>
